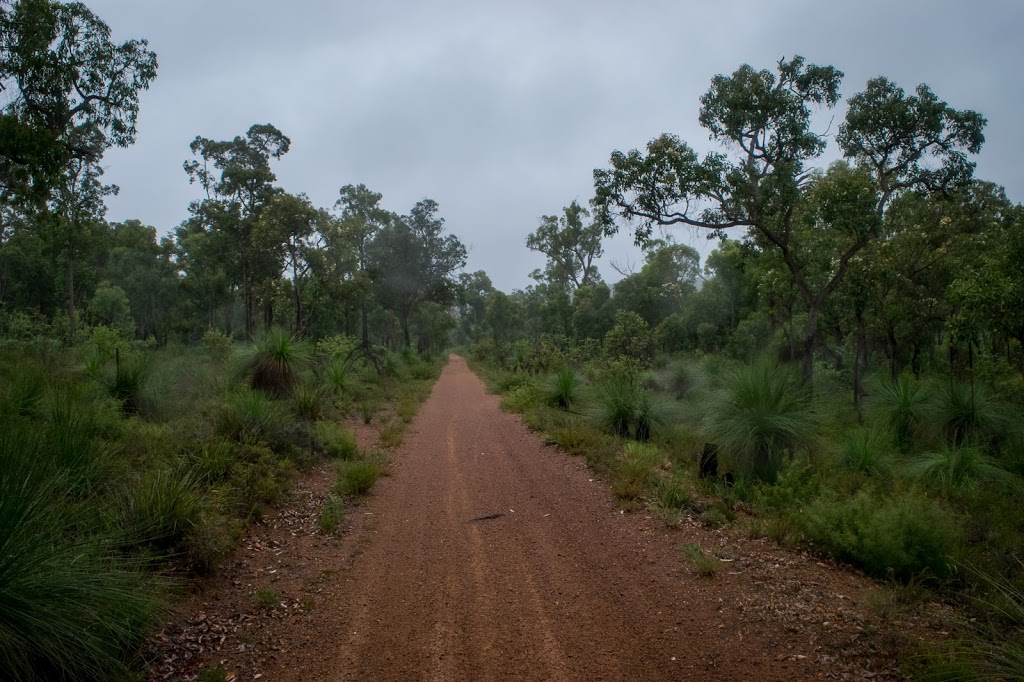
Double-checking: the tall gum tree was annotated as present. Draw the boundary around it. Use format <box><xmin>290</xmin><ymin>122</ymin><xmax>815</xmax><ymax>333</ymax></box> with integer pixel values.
<box><xmin>594</xmin><ymin>56</ymin><xmax>985</xmax><ymax>386</ymax></box>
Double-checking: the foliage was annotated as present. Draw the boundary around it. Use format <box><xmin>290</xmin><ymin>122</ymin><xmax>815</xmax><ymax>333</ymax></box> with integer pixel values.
<box><xmin>800</xmin><ymin>489</ymin><xmax>960</xmax><ymax>581</ymax></box>
<box><xmin>315</xmin><ymin>421</ymin><xmax>358</xmax><ymax>460</ymax></box>
<box><xmin>334</xmin><ymin>453</ymin><xmax>388</xmax><ymax>497</ymax></box>
<box><xmin>611</xmin><ymin>442</ymin><xmax>662</xmax><ymax>501</ymax></box>
<box><xmin>906</xmin><ymin>444</ymin><xmax>1013</xmax><ymax>494</ymax></box>
<box><xmin>873</xmin><ymin>374</ymin><xmax>934</xmax><ymax>452</ymax></box>
<box><xmin>702</xmin><ymin>361</ymin><xmax>819</xmax><ymax>480</ymax></box>
<box><xmin>837</xmin><ymin>426</ymin><xmax>894</xmax><ymax>478</ymax></box>
<box><xmin>592</xmin><ymin>378</ymin><xmax>669</xmax><ymax>442</ymax></box>
<box><xmin>680</xmin><ymin>543</ymin><xmax>719</xmax><ymax>578</ymax></box>
<box><xmin>239</xmin><ymin>327</ymin><xmax>311</xmax><ymax>396</ymax></box>
<box><xmin>543</xmin><ymin>366</ymin><xmax>583</xmax><ymax>410</ymax></box>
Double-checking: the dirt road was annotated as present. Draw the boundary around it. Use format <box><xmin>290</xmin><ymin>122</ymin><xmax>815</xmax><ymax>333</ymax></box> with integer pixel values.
<box><xmin>276</xmin><ymin>355</ymin><xmax>844</xmax><ymax>681</ymax></box>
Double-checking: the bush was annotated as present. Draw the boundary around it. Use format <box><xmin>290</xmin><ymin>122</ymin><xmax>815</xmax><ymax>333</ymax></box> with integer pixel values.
<box><xmin>593</xmin><ymin>378</ymin><xmax>669</xmax><ymax>441</ymax></box>
<box><xmin>291</xmin><ymin>383</ymin><xmax>325</xmax><ymax>422</ymax></box>
<box><xmin>0</xmin><ymin>427</ymin><xmax>165</xmax><ymax>681</ymax></box>
<box><xmin>800</xmin><ymin>489</ymin><xmax>961</xmax><ymax>581</ymax></box>
<box><xmin>837</xmin><ymin>426</ymin><xmax>894</xmax><ymax>478</ymax></box>
<box><xmin>906</xmin><ymin>444</ymin><xmax>1013</xmax><ymax>494</ymax></box>
<box><xmin>238</xmin><ymin>327</ymin><xmax>312</xmax><ymax>395</ymax></box>
<box><xmin>318</xmin><ymin>494</ymin><xmax>345</xmax><ymax>534</ymax></box>
<box><xmin>103</xmin><ymin>353</ymin><xmax>152</xmax><ymax>415</ymax></box>
<box><xmin>335</xmin><ymin>454</ymin><xmax>388</xmax><ymax>497</ymax></box>
<box><xmin>116</xmin><ymin>467</ymin><xmax>205</xmax><ymax>553</ymax></box>
<box><xmin>543</xmin><ymin>366</ymin><xmax>583</xmax><ymax>410</ymax></box>
<box><xmin>201</xmin><ymin>329</ymin><xmax>233</xmax><ymax>363</ymax></box>
<box><xmin>611</xmin><ymin>442</ymin><xmax>662</xmax><ymax>501</ymax></box>
<box><xmin>604</xmin><ymin>310</ymin><xmax>653</xmax><ymax>371</ymax></box>
<box><xmin>935</xmin><ymin>381</ymin><xmax>1013</xmax><ymax>449</ymax></box>
<box><xmin>322</xmin><ymin>358</ymin><xmax>355</xmax><ymax>397</ymax></box>
<box><xmin>872</xmin><ymin>374</ymin><xmax>934</xmax><ymax>453</ymax></box>
<box><xmin>217</xmin><ymin>389</ymin><xmax>286</xmax><ymax>444</ymax></box>
<box><xmin>702</xmin><ymin>361</ymin><xmax>818</xmax><ymax>481</ymax></box>
<box><xmin>316</xmin><ymin>422</ymin><xmax>358</xmax><ymax>460</ymax></box>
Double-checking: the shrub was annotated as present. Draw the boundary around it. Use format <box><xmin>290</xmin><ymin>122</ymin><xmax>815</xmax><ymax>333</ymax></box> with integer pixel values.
<box><xmin>116</xmin><ymin>467</ymin><xmax>205</xmax><ymax>553</ymax></box>
<box><xmin>665</xmin><ymin>360</ymin><xmax>702</xmax><ymax>400</ymax></box>
<box><xmin>702</xmin><ymin>361</ymin><xmax>818</xmax><ymax>481</ymax></box>
<box><xmin>322</xmin><ymin>358</ymin><xmax>355</xmax><ymax>396</ymax></box>
<box><xmin>604</xmin><ymin>310</ymin><xmax>653</xmax><ymax>369</ymax></box>
<box><xmin>611</xmin><ymin>442</ymin><xmax>662</xmax><ymax>501</ymax></box>
<box><xmin>906</xmin><ymin>444</ymin><xmax>1013</xmax><ymax>494</ymax></box>
<box><xmin>501</xmin><ymin>383</ymin><xmax>539</xmax><ymax>413</ymax></box>
<box><xmin>335</xmin><ymin>453</ymin><xmax>388</xmax><ymax>497</ymax></box>
<box><xmin>653</xmin><ymin>474</ymin><xmax>692</xmax><ymax>511</ymax></box>
<box><xmin>837</xmin><ymin>426</ymin><xmax>894</xmax><ymax>478</ymax></box>
<box><xmin>800</xmin><ymin>489</ymin><xmax>960</xmax><ymax>581</ymax></box>
<box><xmin>217</xmin><ymin>389</ymin><xmax>286</xmax><ymax>444</ymax></box>
<box><xmin>543</xmin><ymin>366</ymin><xmax>583</xmax><ymax>410</ymax></box>
<box><xmin>0</xmin><ymin>432</ymin><xmax>165</xmax><ymax>681</ymax></box>
<box><xmin>102</xmin><ymin>353</ymin><xmax>152</xmax><ymax>415</ymax></box>
<box><xmin>201</xmin><ymin>329</ymin><xmax>233</xmax><ymax>363</ymax></box>
<box><xmin>593</xmin><ymin>379</ymin><xmax>669</xmax><ymax>441</ymax></box>
<box><xmin>188</xmin><ymin>440</ymin><xmax>235</xmax><ymax>483</ymax></box>
<box><xmin>680</xmin><ymin>543</ymin><xmax>719</xmax><ymax>577</ymax></box>
<box><xmin>873</xmin><ymin>374</ymin><xmax>934</xmax><ymax>452</ymax></box>
<box><xmin>315</xmin><ymin>422</ymin><xmax>358</xmax><ymax>460</ymax></box>
<box><xmin>239</xmin><ymin>327</ymin><xmax>311</xmax><ymax>395</ymax></box>
<box><xmin>935</xmin><ymin>381</ymin><xmax>1012</xmax><ymax>449</ymax></box>
<box><xmin>291</xmin><ymin>383</ymin><xmax>325</xmax><ymax>422</ymax></box>
<box><xmin>318</xmin><ymin>494</ymin><xmax>345</xmax><ymax>534</ymax></box>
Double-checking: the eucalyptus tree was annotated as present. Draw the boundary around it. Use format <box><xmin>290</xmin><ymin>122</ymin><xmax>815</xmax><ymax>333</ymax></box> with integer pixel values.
<box><xmin>334</xmin><ymin>183</ymin><xmax>390</xmax><ymax>347</ymax></box>
<box><xmin>256</xmin><ymin>192</ymin><xmax>327</xmax><ymax>335</ymax></box>
<box><xmin>526</xmin><ymin>200</ymin><xmax>605</xmax><ymax>290</ymax></box>
<box><xmin>0</xmin><ymin>0</ymin><xmax>157</xmax><ymax>207</ymax></box>
<box><xmin>184</xmin><ymin>123</ymin><xmax>290</xmax><ymax>337</ymax></box>
<box><xmin>594</xmin><ymin>56</ymin><xmax>985</xmax><ymax>386</ymax></box>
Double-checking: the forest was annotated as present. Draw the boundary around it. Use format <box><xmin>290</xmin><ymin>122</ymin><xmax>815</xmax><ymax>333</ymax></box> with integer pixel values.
<box><xmin>2</xmin><ymin>0</ymin><xmax>1024</xmax><ymax>680</ymax></box>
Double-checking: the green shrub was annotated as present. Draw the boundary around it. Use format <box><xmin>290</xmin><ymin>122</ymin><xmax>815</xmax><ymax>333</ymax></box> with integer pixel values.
<box><xmin>593</xmin><ymin>379</ymin><xmax>669</xmax><ymax>441</ymax></box>
<box><xmin>217</xmin><ymin>389</ymin><xmax>286</xmax><ymax>444</ymax></box>
<box><xmin>318</xmin><ymin>494</ymin><xmax>345</xmax><ymax>534</ymax></box>
<box><xmin>873</xmin><ymin>374</ymin><xmax>934</xmax><ymax>452</ymax></box>
<box><xmin>680</xmin><ymin>543</ymin><xmax>719</xmax><ymax>577</ymax></box>
<box><xmin>322</xmin><ymin>358</ymin><xmax>355</xmax><ymax>396</ymax></box>
<box><xmin>611</xmin><ymin>442</ymin><xmax>662</xmax><ymax>501</ymax></box>
<box><xmin>0</xmin><ymin>431</ymin><xmax>165</xmax><ymax>681</ymax></box>
<box><xmin>201</xmin><ymin>329</ymin><xmax>233</xmax><ymax>363</ymax></box>
<box><xmin>800</xmin><ymin>489</ymin><xmax>960</xmax><ymax>581</ymax></box>
<box><xmin>702</xmin><ymin>361</ymin><xmax>818</xmax><ymax>481</ymax></box>
<box><xmin>543</xmin><ymin>366</ymin><xmax>583</xmax><ymax>410</ymax></box>
<box><xmin>501</xmin><ymin>383</ymin><xmax>539</xmax><ymax>413</ymax></box>
<box><xmin>837</xmin><ymin>426</ymin><xmax>894</xmax><ymax>478</ymax></box>
<box><xmin>604</xmin><ymin>310</ymin><xmax>653</xmax><ymax>370</ymax></box>
<box><xmin>239</xmin><ymin>327</ymin><xmax>311</xmax><ymax>395</ymax></box>
<box><xmin>653</xmin><ymin>474</ymin><xmax>692</xmax><ymax>510</ymax></box>
<box><xmin>335</xmin><ymin>453</ymin><xmax>388</xmax><ymax>497</ymax></box>
<box><xmin>935</xmin><ymin>381</ymin><xmax>1013</xmax><ymax>449</ymax></box>
<box><xmin>665</xmin><ymin>360</ymin><xmax>702</xmax><ymax>400</ymax></box>
<box><xmin>316</xmin><ymin>422</ymin><xmax>358</xmax><ymax>460</ymax></box>
<box><xmin>116</xmin><ymin>467</ymin><xmax>205</xmax><ymax>553</ymax></box>
<box><xmin>906</xmin><ymin>444</ymin><xmax>1013</xmax><ymax>494</ymax></box>
<box><xmin>291</xmin><ymin>383</ymin><xmax>325</xmax><ymax>422</ymax></box>
<box><xmin>188</xmin><ymin>440</ymin><xmax>235</xmax><ymax>483</ymax></box>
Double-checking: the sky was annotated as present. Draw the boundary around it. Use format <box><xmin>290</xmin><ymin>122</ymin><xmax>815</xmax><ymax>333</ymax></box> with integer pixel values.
<box><xmin>89</xmin><ymin>0</ymin><xmax>1024</xmax><ymax>293</ymax></box>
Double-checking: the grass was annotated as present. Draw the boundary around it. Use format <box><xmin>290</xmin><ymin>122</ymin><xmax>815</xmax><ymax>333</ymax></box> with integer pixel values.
<box><xmin>217</xmin><ymin>388</ymin><xmax>286</xmax><ymax>444</ymax></box>
<box><xmin>334</xmin><ymin>452</ymin><xmax>389</xmax><ymax>497</ymax></box>
<box><xmin>702</xmin><ymin>360</ymin><xmax>819</xmax><ymax>481</ymax></box>
<box><xmin>316</xmin><ymin>421</ymin><xmax>358</xmax><ymax>460</ymax></box>
<box><xmin>116</xmin><ymin>466</ymin><xmax>205</xmax><ymax>553</ymax></box>
<box><xmin>238</xmin><ymin>327</ymin><xmax>312</xmax><ymax>396</ymax></box>
<box><xmin>679</xmin><ymin>543</ymin><xmax>719</xmax><ymax>577</ymax></box>
<box><xmin>837</xmin><ymin>425</ymin><xmax>894</xmax><ymax>478</ymax></box>
<box><xmin>318</xmin><ymin>494</ymin><xmax>345</xmax><ymax>534</ymax></box>
<box><xmin>543</xmin><ymin>366</ymin><xmax>583</xmax><ymax>409</ymax></box>
<box><xmin>611</xmin><ymin>442</ymin><xmax>663</xmax><ymax>501</ymax></box>
<box><xmin>905</xmin><ymin>444</ymin><xmax>1013</xmax><ymax>494</ymax></box>
<box><xmin>253</xmin><ymin>588</ymin><xmax>279</xmax><ymax>609</ymax></box>
<box><xmin>873</xmin><ymin>374</ymin><xmax>934</xmax><ymax>453</ymax></box>
<box><xmin>593</xmin><ymin>378</ymin><xmax>670</xmax><ymax>441</ymax></box>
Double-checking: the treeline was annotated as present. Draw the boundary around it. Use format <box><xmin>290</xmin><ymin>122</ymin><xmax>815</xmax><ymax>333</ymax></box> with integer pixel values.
<box><xmin>464</xmin><ymin>57</ymin><xmax>1023</xmax><ymax>418</ymax></box>
<box><xmin>0</xmin><ymin>4</ymin><xmax>466</xmax><ymax>351</ymax></box>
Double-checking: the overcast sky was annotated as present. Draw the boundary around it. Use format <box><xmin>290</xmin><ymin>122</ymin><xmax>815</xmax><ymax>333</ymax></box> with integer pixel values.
<box><xmin>89</xmin><ymin>0</ymin><xmax>1024</xmax><ymax>293</ymax></box>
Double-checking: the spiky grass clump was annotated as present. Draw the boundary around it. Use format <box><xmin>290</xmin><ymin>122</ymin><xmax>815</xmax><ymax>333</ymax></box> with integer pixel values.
<box><xmin>217</xmin><ymin>389</ymin><xmax>286</xmax><ymax>444</ymax></box>
<box><xmin>611</xmin><ymin>442</ymin><xmax>663</xmax><ymax>501</ymax></box>
<box><xmin>666</xmin><ymin>360</ymin><xmax>702</xmax><ymax>400</ymax></box>
<box><xmin>315</xmin><ymin>422</ymin><xmax>358</xmax><ymax>460</ymax></box>
<box><xmin>906</xmin><ymin>444</ymin><xmax>1013</xmax><ymax>494</ymax></box>
<box><xmin>0</xmin><ymin>423</ymin><xmax>165</xmax><ymax>681</ymax></box>
<box><xmin>239</xmin><ymin>327</ymin><xmax>311</xmax><ymax>396</ymax></box>
<box><xmin>322</xmin><ymin>358</ymin><xmax>355</xmax><ymax>397</ymax></box>
<box><xmin>116</xmin><ymin>467</ymin><xmax>205</xmax><ymax>553</ymax></box>
<box><xmin>873</xmin><ymin>374</ymin><xmax>934</xmax><ymax>453</ymax></box>
<box><xmin>334</xmin><ymin>453</ymin><xmax>388</xmax><ymax>497</ymax></box>
<box><xmin>936</xmin><ymin>381</ymin><xmax>1012</xmax><ymax>449</ymax></box>
<box><xmin>103</xmin><ymin>354</ymin><xmax>152</xmax><ymax>415</ymax></box>
<box><xmin>702</xmin><ymin>361</ymin><xmax>818</xmax><ymax>481</ymax></box>
<box><xmin>593</xmin><ymin>379</ymin><xmax>670</xmax><ymax>441</ymax></box>
<box><xmin>291</xmin><ymin>383</ymin><xmax>325</xmax><ymax>422</ymax></box>
<box><xmin>543</xmin><ymin>366</ymin><xmax>583</xmax><ymax>410</ymax></box>
<box><xmin>837</xmin><ymin>426</ymin><xmax>894</xmax><ymax>478</ymax></box>
<box><xmin>318</xmin><ymin>494</ymin><xmax>345</xmax><ymax>534</ymax></box>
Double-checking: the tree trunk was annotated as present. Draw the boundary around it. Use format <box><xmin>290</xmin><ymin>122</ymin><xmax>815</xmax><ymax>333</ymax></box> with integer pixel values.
<box><xmin>853</xmin><ymin>315</ymin><xmax>867</xmax><ymax>424</ymax></box>
<box><xmin>801</xmin><ymin>306</ymin><xmax>819</xmax><ymax>389</ymax></box>
<box><xmin>67</xmin><ymin>250</ymin><xmax>76</xmax><ymax>341</ymax></box>
<box><xmin>402</xmin><ymin>312</ymin><xmax>411</xmax><ymax>349</ymax></box>
<box><xmin>361</xmin><ymin>298</ymin><xmax>369</xmax><ymax>349</ymax></box>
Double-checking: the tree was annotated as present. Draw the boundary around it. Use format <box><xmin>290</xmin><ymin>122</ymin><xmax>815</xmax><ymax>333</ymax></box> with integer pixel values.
<box><xmin>334</xmin><ymin>184</ymin><xmax>389</xmax><ymax>348</ymax></box>
<box><xmin>184</xmin><ymin>123</ymin><xmax>290</xmax><ymax>337</ymax></box>
<box><xmin>370</xmin><ymin>199</ymin><xmax>466</xmax><ymax>347</ymax></box>
<box><xmin>256</xmin><ymin>192</ymin><xmax>326</xmax><ymax>335</ymax></box>
<box><xmin>0</xmin><ymin>0</ymin><xmax>157</xmax><ymax>206</ymax></box>
<box><xmin>49</xmin><ymin>155</ymin><xmax>116</xmax><ymax>337</ymax></box>
<box><xmin>594</xmin><ymin>56</ymin><xmax>985</xmax><ymax>386</ymax></box>
<box><xmin>526</xmin><ymin>200</ymin><xmax>605</xmax><ymax>289</ymax></box>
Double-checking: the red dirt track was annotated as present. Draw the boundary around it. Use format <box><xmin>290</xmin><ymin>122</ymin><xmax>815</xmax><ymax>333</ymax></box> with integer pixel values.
<box><xmin>282</xmin><ymin>355</ymin><xmax>833</xmax><ymax>681</ymax></box>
